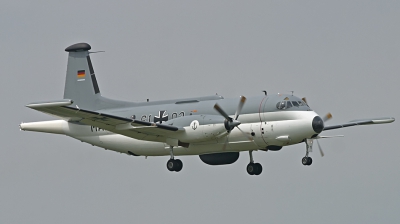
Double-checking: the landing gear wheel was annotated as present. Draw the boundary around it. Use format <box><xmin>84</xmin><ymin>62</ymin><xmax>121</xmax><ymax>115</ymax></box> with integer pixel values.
<box><xmin>307</xmin><ymin>157</ymin><xmax>312</xmax><ymax>165</ymax></box>
<box><xmin>254</xmin><ymin>163</ymin><xmax>262</xmax><ymax>175</ymax></box>
<box><xmin>167</xmin><ymin>159</ymin><xmax>175</xmax><ymax>171</ymax></box>
<box><xmin>247</xmin><ymin>163</ymin><xmax>255</xmax><ymax>175</ymax></box>
<box><xmin>174</xmin><ymin>159</ymin><xmax>183</xmax><ymax>172</ymax></box>
<box><xmin>302</xmin><ymin>157</ymin><xmax>312</xmax><ymax>166</ymax></box>
<box><xmin>166</xmin><ymin>159</ymin><xmax>183</xmax><ymax>172</ymax></box>
<box><xmin>246</xmin><ymin>162</ymin><xmax>262</xmax><ymax>175</ymax></box>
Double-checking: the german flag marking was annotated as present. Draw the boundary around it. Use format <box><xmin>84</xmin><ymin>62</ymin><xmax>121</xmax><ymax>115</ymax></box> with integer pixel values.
<box><xmin>77</xmin><ymin>70</ymin><xmax>85</xmax><ymax>78</ymax></box>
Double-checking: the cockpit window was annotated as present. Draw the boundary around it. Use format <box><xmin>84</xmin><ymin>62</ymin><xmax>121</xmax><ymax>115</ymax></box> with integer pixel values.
<box><xmin>276</xmin><ymin>101</ymin><xmax>286</xmax><ymax>109</ymax></box>
<box><xmin>276</xmin><ymin>99</ymin><xmax>309</xmax><ymax>110</ymax></box>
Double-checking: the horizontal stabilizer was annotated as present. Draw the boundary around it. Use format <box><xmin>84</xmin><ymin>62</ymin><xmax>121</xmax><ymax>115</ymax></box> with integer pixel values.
<box><xmin>26</xmin><ymin>99</ymin><xmax>73</xmax><ymax>108</ymax></box>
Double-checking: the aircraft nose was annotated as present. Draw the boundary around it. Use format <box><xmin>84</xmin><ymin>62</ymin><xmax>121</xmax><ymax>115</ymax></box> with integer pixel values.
<box><xmin>312</xmin><ymin>116</ymin><xmax>324</xmax><ymax>133</ymax></box>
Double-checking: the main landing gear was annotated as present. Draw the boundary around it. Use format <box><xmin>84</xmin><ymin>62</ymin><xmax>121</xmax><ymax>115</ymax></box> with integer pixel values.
<box><xmin>247</xmin><ymin>150</ymin><xmax>262</xmax><ymax>175</ymax></box>
<box><xmin>302</xmin><ymin>139</ymin><xmax>313</xmax><ymax>166</ymax></box>
<box><xmin>166</xmin><ymin>146</ymin><xmax>183</xmax><ymax>172</ymax></box>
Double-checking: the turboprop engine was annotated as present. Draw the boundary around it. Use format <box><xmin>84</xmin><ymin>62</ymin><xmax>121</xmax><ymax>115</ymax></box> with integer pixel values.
<box><xmin>163</xmin><ymin>114</ymin><xmax>228</xmax><ymax>143</ymax></box>
<box><xmin>163</xmin><ymin>96</ymin><xmax>249</xmax><ymax>145</ymax></box>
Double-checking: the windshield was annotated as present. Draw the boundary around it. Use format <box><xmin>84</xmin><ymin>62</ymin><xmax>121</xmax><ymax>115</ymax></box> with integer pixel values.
<box><xmin>276</xmin><ymin>100</ymin><xmax>309</xmax><ymax>110</ymax></box>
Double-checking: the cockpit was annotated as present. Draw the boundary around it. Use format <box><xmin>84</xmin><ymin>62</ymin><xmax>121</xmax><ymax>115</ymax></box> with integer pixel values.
<box><xmin>276</xmin><ymin>99</ymin><xmax>309</xmax><ymax>110</ymax></box>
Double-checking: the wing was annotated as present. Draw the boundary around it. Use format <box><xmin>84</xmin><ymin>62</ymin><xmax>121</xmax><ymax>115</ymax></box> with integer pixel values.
<box><xmin>26</xmin><ymin>100</ymin><xmax>184</xmax><ymax>142</ymax></box>
<box><xmin>323</xmin><ymin>117</ymin><xmax>395</xmax><ymax>131</ymax></box>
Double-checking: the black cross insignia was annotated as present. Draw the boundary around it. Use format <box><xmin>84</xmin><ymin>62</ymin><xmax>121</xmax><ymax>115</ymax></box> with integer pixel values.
<box><xmin>154</xmin><ymin>110</ymin><xmax>168</xmax><ymax>123</ymax></box>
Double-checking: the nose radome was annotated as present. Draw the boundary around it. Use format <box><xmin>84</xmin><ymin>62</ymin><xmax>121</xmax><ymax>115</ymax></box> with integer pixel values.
<box><xmin>312</xmin><ymin>116</ymin><xmax>324</xmax><ymax>133</ymax></box>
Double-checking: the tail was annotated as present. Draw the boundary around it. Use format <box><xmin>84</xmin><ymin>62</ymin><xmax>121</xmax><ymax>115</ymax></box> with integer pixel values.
<box><xmin>64</xmin><ymin>43</ymin><xmax>102</xmax><ymax>110</ymax></box>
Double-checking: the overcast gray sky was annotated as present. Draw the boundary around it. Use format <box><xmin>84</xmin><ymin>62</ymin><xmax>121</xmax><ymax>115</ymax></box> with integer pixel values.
<box><xmin>1</xmin><ymin>1</ymin><xmax>399</xmax><ymax>223</ymax></box>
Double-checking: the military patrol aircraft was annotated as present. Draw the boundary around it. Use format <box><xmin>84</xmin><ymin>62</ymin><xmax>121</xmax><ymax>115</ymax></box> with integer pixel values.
<box><xmin>20</xmin><ymin>43</ymin><xmax>395</xmax><ymax>175</ymax></box>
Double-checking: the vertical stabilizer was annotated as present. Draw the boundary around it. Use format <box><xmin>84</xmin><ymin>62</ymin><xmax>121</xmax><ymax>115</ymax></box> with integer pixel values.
<box><xmin>64</xmin><ymin>43</ymin><xmax>101</xmax><ymax>110</ymax></box>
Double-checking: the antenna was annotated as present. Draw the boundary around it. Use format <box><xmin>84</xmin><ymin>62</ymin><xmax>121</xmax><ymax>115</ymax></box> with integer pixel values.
<box><xmin>89</xmin><ymin>51</ymin><xmax>105</xmax><ymax>54</ymax></box>
<box><xmin>289</xmin><ymin>91</ymin><xmax>294</xmax><ymax>96</ymax></box>
<box><xmin>262</xmin><ymin>90</ymin><xmax>267</xmax><ymax>96</ymax></box>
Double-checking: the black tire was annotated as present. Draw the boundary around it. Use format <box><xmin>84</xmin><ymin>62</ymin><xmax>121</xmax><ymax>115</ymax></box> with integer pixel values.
<box><xmin>254</xmin><ymin>163</ymin><xmax>263</xmax><ymax>175</ymax></box>
<box><xmin>307</xmin><ymin>157</ymin><xmax>313</xmax><ymax>166</ymax></box>
<box><xmin>302</xmin><ymin>157</ymin><xmax>308</xmax><ymax>166</ymax></box>
<box><xmin>174</xmin><ymin>159</ymin><xmax>183</xmax><ymax>172</ymax></box>
<box><xmin>167</xmin><ymin>159</ymin><xmax>175</xmax><ymax>171</ymax></box>
<box><xmin>247</xmin><ymin>163</ymin><xmax>255</xmax><ymax>175</ymax></box>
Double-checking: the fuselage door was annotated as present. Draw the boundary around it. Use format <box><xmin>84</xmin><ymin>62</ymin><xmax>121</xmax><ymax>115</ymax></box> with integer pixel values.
<box><xmin>257</xmin><ymin>96</ymin><xmax>269</xmax><ymax>146</ymax></box>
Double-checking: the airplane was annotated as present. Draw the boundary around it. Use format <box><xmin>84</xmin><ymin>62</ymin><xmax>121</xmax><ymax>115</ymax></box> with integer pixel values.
<box><xmin>20</xmin><ymin>42</ymin><xmax>395</xmax><ymax>175</ymax></box>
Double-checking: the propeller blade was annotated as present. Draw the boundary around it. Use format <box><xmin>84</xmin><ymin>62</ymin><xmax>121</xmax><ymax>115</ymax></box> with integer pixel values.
<box><xmin>221</xmin><ymin>136</ymin><xmax>229</xmax><ymax>151</ymax></box>
<box><xmin>302</xmin><ymin>97</ymin><xmax>308</xmax><ymax>105</ymax></box>
<box><xmin>214</xmin><ymin>104</ymin><xmax>232</xmax><ymax>121</ymax></box>
<box><xmin>234</xmin><ymin>96</ymin><xmax>246</xmax><ymax>120</ymax></box>
<box><xmin>323</xmin><ymin>113</ymin><xmax>332</xmax><ymax>122</ymax></box>
<box><xmin>316</xmin><ymin>139</ymin><xmax>325</xmax><ymax>157</ymax></box>
<box><xmin>237</xmin><ymin>126</ymin><xmax>253</xmax><ymax>141</ymax></box>
<box><xmin>237</xmin><ymin>126</ymin><xmax>259</xmax><ymax>148</ymax></box>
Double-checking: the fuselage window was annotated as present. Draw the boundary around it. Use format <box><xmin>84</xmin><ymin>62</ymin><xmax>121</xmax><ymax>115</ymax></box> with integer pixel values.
<box><xmin>292</xmin><ymin>101</ymin><xmax>299</xmax><ymax>107</ymax></box>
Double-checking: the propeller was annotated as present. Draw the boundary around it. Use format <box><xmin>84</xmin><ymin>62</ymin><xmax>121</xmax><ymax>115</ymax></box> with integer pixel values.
<box><xmin>316</xmin><ymin>138</ymin><xmax>325</xmax><ymax>157</ymax></box>
<box><xmin>214</xmin><ymin>96</ymin><xmax>246</xmax><ymax>132</ymax></box>
<box><xmin>322</xmin><ymin>112</ymin><xmax>332</xmax><ymax>122</ymax></box>
<box><xmin>234</xmin><ymin>96</ymin><xmax>246</xmax><ymax>120</ymax></box>
<box><xmin>302</xmin><ymin>96</ymin><xmax>332</xmax><ymax>122</ymax></box>
<box><xmin>312</xmin><ymin>112</ymin><xmax>331</xmax><ymax>157</ymax></box>
<box><xmin>306</xmin><ymin>137</ymin><xmax>325</xmax><ymax>157</ymax></box>
<box><xmin>302</xmin><ymin>96</ymin><xmax>333</xmax><ymax>157</ymax></box>
<box><xmin>214</xmin><ymin>96</ymin><xmax>254</xmax><ymax>150</ymax></box>
<box><xmin>302</xmin><ymin>97</ymin><xmax>308</xmax><ymax>105</ymax></box>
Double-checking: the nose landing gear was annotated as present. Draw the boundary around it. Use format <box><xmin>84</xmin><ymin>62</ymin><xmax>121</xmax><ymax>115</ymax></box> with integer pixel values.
<box><xmin>247</xmin><ymin>150</ymin><xmax>262</xmax><ymax>175</ymax></box>
<box><xmin>302</xmin><ymin>139</ymin><xmax>313</xmax><ymax>166</ymax></box>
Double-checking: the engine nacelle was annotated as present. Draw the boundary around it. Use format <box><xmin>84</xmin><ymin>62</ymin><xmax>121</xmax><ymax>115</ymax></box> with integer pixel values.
<box><xmin>164</xmin><ymin>115</ymin><xmax>227</xmax><ymax>143</ymax></box>
<box><xmin>199</xmin><ymin>152</ymin><xmax>239</xmax><ymax>165</ymax></box>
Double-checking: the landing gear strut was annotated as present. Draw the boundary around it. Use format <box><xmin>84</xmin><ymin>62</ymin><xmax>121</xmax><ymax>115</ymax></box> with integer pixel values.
<box><xmin>166</xmin><ymin>146</ymin><xmax>183</xmax><ymax>172</ymax></box>
<box><xmin>247</xmin><ymin>150</ymin><xmax>262</xmax><ymax>175</ymax></box>
<box><xmin>302</xmin><ymin>139</ymin><xmax>313</xmax><ymax>166</ymax></box>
